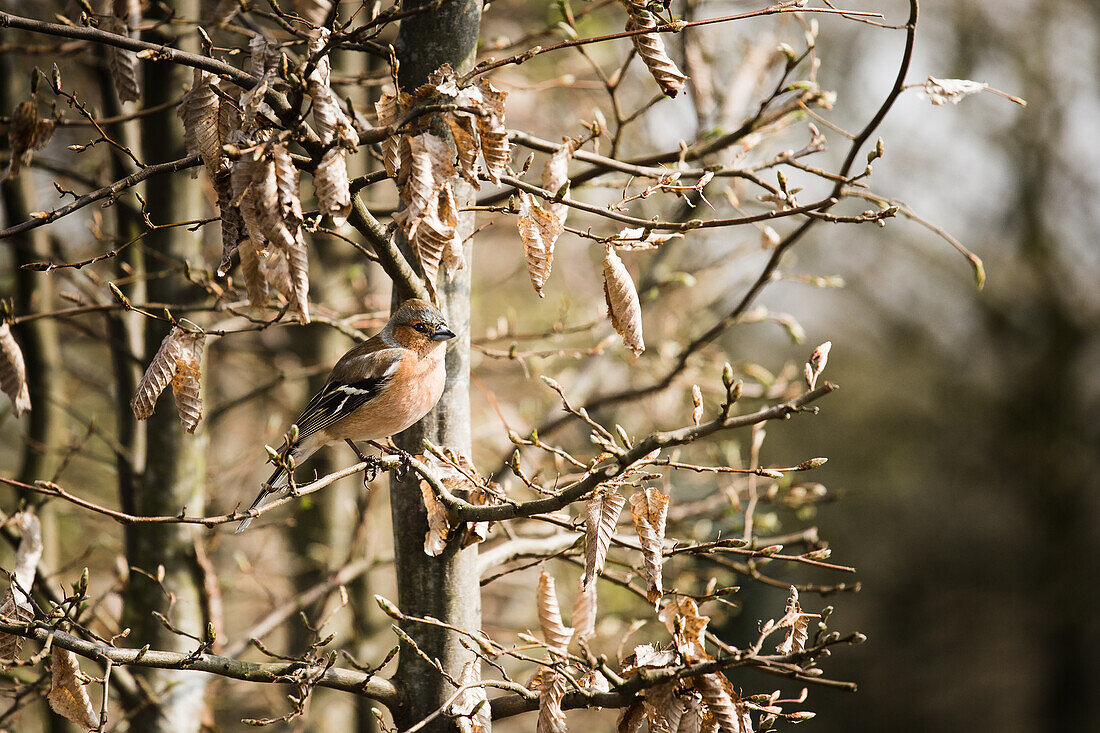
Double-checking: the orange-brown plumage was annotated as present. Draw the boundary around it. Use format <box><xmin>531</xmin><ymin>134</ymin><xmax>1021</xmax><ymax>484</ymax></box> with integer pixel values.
<box><xmin>236</xmin><ymin>299</ymin><xmax>455</xmax><ymax>532</ymax></box>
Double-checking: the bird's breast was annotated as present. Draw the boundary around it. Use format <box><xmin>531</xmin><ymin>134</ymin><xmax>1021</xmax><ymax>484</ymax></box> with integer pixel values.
<box><xmin>333</xmin><ymin>349</ymin><xmax>447</xmax><ymax>442</ymax></box>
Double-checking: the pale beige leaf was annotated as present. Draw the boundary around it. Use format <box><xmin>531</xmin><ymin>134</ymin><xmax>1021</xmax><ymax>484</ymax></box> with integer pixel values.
<box><xmin>239</xmin><ymin>71</ymin><xmax>273</xmax><ymax>131</ymax></box>
<box><xmin>131</xmin><ymin>327</ymin><xmax>183</xmax><ymax>420</ymax></box>
<box><xmin>216</xmin><ymin>82</ymin><xmax>242</xmax><ymax>143</ymax></box>
<box><xmin>230</xmin><ymin>137</ymin><xmax>267</xmax><ymax>252</ymax></box>
<box><xmin>537</xmin><ymin>671</ymin><xmax>568</xmax><ymax>733</ymax></box>
<box><xmin>178</xmin><ymin>68</ymin><xmax>222</xmax><ymax>178</ymax></box>
<box><xmin>603</xmin><ymin>248</ymin><xmax>645</xmax><ymax>355</ymax></box>
<box><xmin>579</xmin><ymin>668</ymin><xmax>610</xmax><ymax>692</ymax></box>
<box><xmin>169</xmin><ymin>329</ymin><xmax>205</xmax><ymax>434</ymax></box>
<box><xmin>583</xmin><ymin>487</ymin><xmax>625</xmax><ymax>588</ymax></box>
<box><xmin>375</xmin><ymin>90</ymin><xmax>402</xmax><ymax>178</ymax></box>
<box><xmin>48</xmin><ymin>649</ymin><xmax>99</xmax><ymax>730</ymax></box>
<box><xmin>395</xmin><ymin>133</ymin><xmax>455</xmax><ymax>239</ymax></box>
<box><xmin>537</xmin><ymin>568</ymin><xmax>574</xmax><ymax>653</ymax></box>
<box><xmin>471</xmin><ymin>78</ymin><xmax>510</xmax><ymax>183</ymax></box>
<box><xmin>920</xmin><ymin>76</ymin><xmax>988</xmax><ymax>106</ymax></box>
<box><xmin>629</xmin><ymin>488</ymin><xmax>668</xmax><ymax>604</ymax></box>
<box><xmin>101</xmin><ymin>16</ymin><xmax>141</xmax><ymax>103</ymax></box>
<box><xmin>439</xmin><ymin>183</ymin><xmax>467</xmax><ymax>277</ymax></box>
<box><xmin>448</xmin><ymin>659</ymin><xmax>490</xmax><ymax>733</ymax></box>
<box><xmin>695</xmin><ymin>673</ymin><xmax>750</xmax><ymax>733</ymax></box>
<box><xmin>571</xmin><ymin>577</ymin><xmax>597</xmax><ymax>642</ymax></box>
<box><xmin>421</xmin><ymin>482</ymin><xmax>451</xmax><ymax>557</ymax></box>
<box><xmin>315</xmin><ymin>147</ymin><xmax>352</xmax><ymax>226</ymax></box>
<box><xmin>541</xmin><ymin>138</ymin><xmax>576</xmax><ymax>226</ymax></box>
<box><xmin>624</xmin><ymin>643</ymin><xmax>676</xmax><ymax>672</ymax></box>
<box><xmin>0</xmin><ymin>323</ymin><xmax>31</xmax><ymax>417</ymax></box>
<box><xmin>262</xmin><ymin>247</ymin><xmax>295</xmax><ymax>302</ymax></box>
<box><xmin>0</xmin><ymin>513</ymin><xmax>42</xmax><ymax>662</ymax></box>
<box><xmin>517</xmin><ymin>192</ymin><xmax>563</xmax><ymax>297</ymax></box>
<box><xmin>624</xmin><ymin>3</ymin><xmax>687</xmax><ymax>97</ymax></box>
<box><xmin>248</xmin><ymin>34</ymin><xmax>277</xmax><ymax>78</ymax></box>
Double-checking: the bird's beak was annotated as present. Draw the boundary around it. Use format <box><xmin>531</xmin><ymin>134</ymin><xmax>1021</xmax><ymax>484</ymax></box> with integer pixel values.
<box><xmin>431</xmin><ymin>325</ymin><xmax>457</xmax><ymax>341</ymax></box>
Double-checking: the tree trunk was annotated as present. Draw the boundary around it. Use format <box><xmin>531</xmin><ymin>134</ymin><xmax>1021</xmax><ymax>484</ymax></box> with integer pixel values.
<box><xmin>388</xmin><ymin>2</ymin><xmax>482</xmax><ymax>731</ymax></box>
<box><xmin>120</xmin><ymin>3</ymin><xmax>211</xmax><ymax>730</ymax></box>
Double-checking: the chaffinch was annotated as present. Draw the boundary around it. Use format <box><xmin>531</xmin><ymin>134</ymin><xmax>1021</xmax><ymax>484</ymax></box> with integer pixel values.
<box><xmin>236</xmin><ymin>298</ymin><xmax>455</xmax><ymax>532</ymax></box>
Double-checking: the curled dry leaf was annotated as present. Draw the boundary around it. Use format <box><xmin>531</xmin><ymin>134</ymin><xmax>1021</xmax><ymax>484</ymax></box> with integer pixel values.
<box><xmin>695</xmin><ymin>673</ymin><xmax>751</xmax><ymax>733</ymax></box>
<box><xmin>517</xmin><ymin>192</ymin><xmax>563</xmax><ymax>297</ymax></box>
<box><xmin>624</xmin><ymin>2</ymin><xmax>687</xmax><ymax>97</ymax></box>
<box><xmin>571</xmin><ymin>577</ymin><xmax>597</xmax><ymax>642</ymax></box>
<box><xmin>132</xmin><ymin>327</ymin><xmax>206</xmax><ymax>433</ymax></box>
<box><xmin>583</xmin><ymin>487</ymin><xmax>626</xmax><ymax>588</ymax></box>
<box><xmin>48</xmin><ymin>648</ymin><xmax>99</xmax><ymax>730</ymax></box>
<box><xmin>421</xmin><ymin>480</ymin><xmax>452</xmax><ymax>557</ymax></box>
<box><xmin>0</xmin><ymin>513</ymin><xmax>43</xmax><ymax>662</ymax></box>
<box><xmin>448</xmin><ymin>659</ymin><xmax>490</xmax><ymax>733</ymax></box>
<box><xmin>5</xmin><ymin>101</ymin><xmax>55</xmax><ymax>180</ymax></box>
<box><xmin>101</xmin><ymin>15</ymin><xmax>141</xmax><ymax>103</ymax></box>
<box><xmin>214</xmin><ymin>168</ymin><xmax>243</xmax><ymax>277</ymax></box>
<box><xmin>536</xmin><ymin>568</ymin><xmax>574</xmax><ymax>653</ymax></box>
<box><xmin>659</xmin><ymin>597</ymin><xmax>710</xmax><ymax>664</ymax></box>
<box><xmin>541</xmin><ymin>138</ymin><xmax>576</xmax><ymax>227</ymax></box>
<box><xmin>919</xmin><ymin>76</ymin><xmax>988</xmax><ymax>106</ymax></box>
<box><xmin>237</xmin><ymin>239</ymin><xmax>268</xmax><ymax>306</ymax></box>
<box><xmin>603</xmin><ymin>248</ymin><xmax>645</xmax><ymax>355</ymax></box>
<box><xmin>178</xmin><ymin>68</ymin><xmax>222</xmax><ymax>178</ymax></box>
<box><xmin>615</xmin><ymin>227</ymin><xmax>683</xmax><ymax>251</ymax></box>
<box><xmin>0</xmin><ymin>323</ymin><xmax>32</xmax><ymax>417</ymax></box>
<box><xmin>774</xmin><ymin>586</ymin><xmax>819</xmax><ymax>655</ymax></box>
<box><xmin>375</xmin><ymin>90</ymin><xmax>402</xmax><ymax>178</ymax></box>
<box><xmin>315</xmin><ymin>147</ymin><xmax>352</xmax><ymax>226</ymax></box>
<box><xmin>644</xmin><ymin>681</ymin><xmax>687</xmax><ymax>733</ymax></box>
<box><xmin>537</xmin><ymin>671</ymin><xmax>568</xmax><ymax>733</ymax></box>
<box><xmin>617</xmin><ymin>699</ymin><xmax>646</xmax><ymax>733</ymax></box>
<box><xmin>470</xmin><ymin>78</ymin><xmax>510</xmax><ymax>183</ymax></box>
<box><xmin>629</xmin><ymin>488</ymin><xmax>669</xmax><ymax>605</ymax></box>
<box><xmin>447</xmin><ymin>112</ymin><xmax>482</xmax><ymax>188</ymax></box>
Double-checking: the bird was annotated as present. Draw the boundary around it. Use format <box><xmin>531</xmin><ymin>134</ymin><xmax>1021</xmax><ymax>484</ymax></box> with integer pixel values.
<box><xmin>236</xmin><ymin>298</ymin><xmax>455</xmax><ymax>532</ymax></box>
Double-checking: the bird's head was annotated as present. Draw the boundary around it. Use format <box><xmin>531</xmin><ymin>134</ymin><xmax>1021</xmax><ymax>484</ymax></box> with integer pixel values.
<box><xmin>388</xmin><ymin>299</ymin><xmax>456</xmax><ymax>352</ymax></box>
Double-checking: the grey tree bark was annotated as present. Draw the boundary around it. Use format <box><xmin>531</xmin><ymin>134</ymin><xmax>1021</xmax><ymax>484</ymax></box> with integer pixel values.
<box><xmin>388</xmin><ymin>2</ymin><xmax>483</xmax><ymax>731</ymax></box>
<box><xmin>119</xmin><ymin>3</ymin><xmax>211</xmax><ymax>730</ymax></box>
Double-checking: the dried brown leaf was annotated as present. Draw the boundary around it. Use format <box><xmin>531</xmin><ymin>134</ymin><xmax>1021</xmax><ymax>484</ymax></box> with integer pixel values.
<box><xmin>695</xmin><ymin>673</ymin><xmax>750</xmax><ymax>733</ymax></box>
<box><xmin>603</xmin><ymin>248</ymin><xmax>645</xmax><ymax>355</ymax></box>
<box><xmin>446</xmin><ymin>112</ymin><xmax>481</xmax><ymax>188</ymax></box>
<box><xmin>214</xmin><ymin>168</ymin><xmax>242</xmax><ymax>277</ymax></box>
<box><xmin>518</xmin><ymin>192</ymin><xmax>563</xmax><ymax>297</ymax></box>
<box><xmin>624</xmin><ymin>3</ymin><xmax>687</xmax><ymax>97</ymax></box>
<box><xmin>0</xmin><ymin>323</ymin><xmax>31</xmax><ymax>417</ymax></box>
<box><xmin>645</xmin><ymin>681</ymin><xmax>687</xmax><ymax>733</ymax></box>
<box><xmin>629</xmin><ymin>488</ymin><xmax>668</xmax><ymax>604</ymax></box>
<box><xmin>0</xmin><ymin>513</ymin><xmax>42</xmax><ymax>662</ymax></box>
<box><xmin>659</xmin><ymin>597</ymin><xmax>710</xmax><ymax>663</ymax></box>
<box><xmin>376</xmin><ymin>90</ymin><xmax>402</xmax><ymax>177</ymax></box>
<box><xmin>5</xmin><ymin>101</ymin><xmax>54</xmax><ymax>180</ymax></box>
<box><xmin>471</xmin><ymin>78</ymin><xmax>510</xmax><ymax>183</ymax></box>
<box><xmin>774</xmin><ymin>586</ymin><xmax>819</xmax><ymax>655</ymax></box>
<box><xmin>315</xmin><ymin>147</ymin><xmax>352</xmax><ymax>226</ymax></box>
<box><xmin>238</xmin><ymin>241</ymin><xmax>268</xmax><ymax>306</ymax></box>
<box><xmin>101</xmin><ymin>16</ymin><xmax>141</xmax><ymax>103</ymax></box>
<box><xmin>541</xmin><ymin>138</ymin><xmax>576</xmax><ymax>226</ymax></box>
<box><xmin>584</xmin><ymin>487</ymin><xmax>625</xmax><ymax>588</ymax></box>
<box><xmin>178</xmin><ymin>68</ymin><xmax>222</xmax><ymax>178</ymax></box>
<box><xmin>169</xmin><ymin>329</ymin><xmax>205</xmax><ymax>434</ymax></box>
<box><xmin>448</xmin><ymin>659</ymin><xmax>490</xmax><ymax>733</ymax></box>
<box><xmin>572</xmin><ymin>577</ymin><xmax>597</xmax><ymax>642</ymax></box>
<box><xmin>537</xmin><ymin>568</ymin><xmax>574</xmax><ymax>653</ymax></box>
<box><xmin>307</xmin><ymin>29</ymin><xmax>359</xmax><ymax>149</ymax></box>
<box><xmin>421</xmin><ymin>481</ymin><xmax>452</xmax><ymax>557</ymax></box>
<box><xmin>537</xmin><ymin>671</ymin><xmax>568</xmax><ymax>733</ymax></box>
<box><xmin>618</xmin><ymin>699</ymin><xmax>646</xmax><ymax>733</ymax></box>
<box><xmin>395</xmin><ymin>133</ymin><xmax>455</xmax><ymax>237</ymax></box>
<box><xmin>132</xmin><ymin>327</ymin><xmax>205</xmax><ymax>433</ymax></box>
<box><xmin>48</xmin><ymin>648</ymin><xmax>98</xmax><ymax>730</ymax></box>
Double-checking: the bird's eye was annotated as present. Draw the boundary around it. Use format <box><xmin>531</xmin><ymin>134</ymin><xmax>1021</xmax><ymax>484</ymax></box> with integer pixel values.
<box><xmin>413</xmin><ymin>323</ymin><xmax>430</xmax><ymax>334</ymax></box>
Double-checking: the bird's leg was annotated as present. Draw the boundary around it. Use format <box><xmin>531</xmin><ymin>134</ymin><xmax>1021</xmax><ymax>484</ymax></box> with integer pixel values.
<box><xmin>367</xmin><ymin>440</ymin><xmax>415</xmax><ymax>480</ymax></box>
<box><xmin>346</xmin><ymin>439</ymin><xmax>379</xmax><ymax>485</ymax></box>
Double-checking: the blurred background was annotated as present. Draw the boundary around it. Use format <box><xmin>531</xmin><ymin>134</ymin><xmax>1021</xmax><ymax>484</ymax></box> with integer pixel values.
<box><xmin>1</xmin><ymin>1</ymin><xmax>1097</xmax><ymax>731</ymax></box>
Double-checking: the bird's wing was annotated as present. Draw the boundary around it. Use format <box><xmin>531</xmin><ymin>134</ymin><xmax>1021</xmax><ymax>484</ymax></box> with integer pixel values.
<box><xmin>291</xmin><ymin>341</ymin><xmax>406</xmax><ymax>442</ymax></box>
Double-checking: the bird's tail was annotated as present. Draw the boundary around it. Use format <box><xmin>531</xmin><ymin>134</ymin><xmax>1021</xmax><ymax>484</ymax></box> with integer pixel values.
<box><xmin>235</xmin><ymin>460</ymin><xmax>293</xmax><ymax>534</ymax></box>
